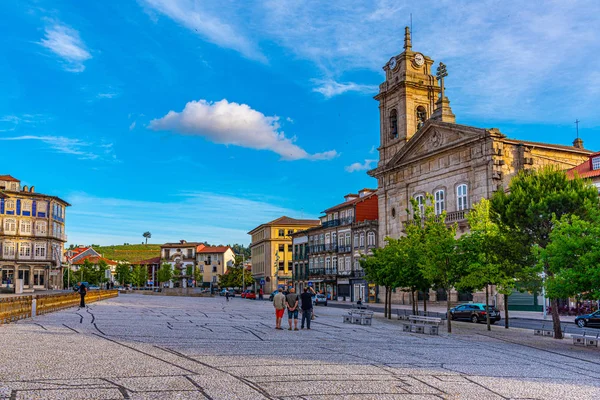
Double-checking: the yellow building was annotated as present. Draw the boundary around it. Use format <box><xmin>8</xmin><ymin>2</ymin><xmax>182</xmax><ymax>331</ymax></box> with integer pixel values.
<box><xmin>248</xmin><ymin>216</ymin><xmax>320</xmax><ymax>294</ymax></box>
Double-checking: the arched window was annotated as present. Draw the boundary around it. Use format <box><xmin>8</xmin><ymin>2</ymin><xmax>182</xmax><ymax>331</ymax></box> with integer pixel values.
<box><xmin>20</xmin><ymin>220</ymin><xmax>31</xmax><ymax>234</ymax></box>
<box><xmin>434</xmin><ymin>190</ymin><xmax>445</xmax><ymax>215</ymax></box>
<box><xmin>19</xmin><ymin>242</ymin><xmax>31</xmax><ymax>257</ymax></box>
<box><xmin>354</xmin><ymin>234</ymin><xmax>359</xmax><ymax>248</ymax></box>
<box><xmin>4</xmin><ymin>218</ymin><xmax>16</xmax><ymax>233</ymax></box>
<box><xmin>367</xmin><ymin>232</ymin><xmax>376</xmax><ymax>246</ymax></box>
<box><xmin>325</xmin><ymin>233</ymin><xmax>330</xmax><ymax>244</ymax></box>
<box><xmin>414</xmin><ymin>194</ymin><xmax>425</xmax><ymax>216</ymax></box>
<box><xmin>389</xmin><ymin>109</ymin><xmax>398</xmax><ymax>138</ymax></box>
<box><xmin>416</xmin><ymin>106</ymin><xmax>427</xmax><ymax>130</ymax></box>
<box><xmin>359</xmin><ymin>232</ymin><xmax>365</xmax><ymax>247</ymax></box>
<box><xmin>325</xmin><ymin>257</ymin><xmax>331</xmax><ymax>270</ymax></box>
<box><xmin>456</xmin><ymin>184</ymin><xmax>468</xmax><ymax>211</ymax></box>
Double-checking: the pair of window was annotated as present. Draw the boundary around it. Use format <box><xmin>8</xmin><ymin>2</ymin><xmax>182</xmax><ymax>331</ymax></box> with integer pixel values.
<box><xmin>413</xmin><ymin>184</ymin><xmax>468</xmax><ymax>216</ymax></box>
<box><xmin>19</xmin><ymin>243</ymin><xmax>31</xmax><ymax>257</ymax></box>
<box><xmin>367</xmin><ymin>232</ymin><xmax>376</xmax><ymax>246</ymax></box>
<box><xmin>3</xmin><ymin>218</ymin><xmax>16</xmax><ymax>232</ymax></box>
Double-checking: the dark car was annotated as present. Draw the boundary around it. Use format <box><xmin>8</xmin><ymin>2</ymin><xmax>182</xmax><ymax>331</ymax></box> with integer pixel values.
<box><xmin>449</xmin><ymin>303</ymin><xmax>501</xmax><ymax>324</ymax></box>
<box><xmin>575</xmin><ymin>310</ymin><xmax>600</xmax><ymax>328</ymax></box>
<box><xmin>269</xmin><ymin>290</ymin><xmax>279</xmax><ymax>301</ymax></box>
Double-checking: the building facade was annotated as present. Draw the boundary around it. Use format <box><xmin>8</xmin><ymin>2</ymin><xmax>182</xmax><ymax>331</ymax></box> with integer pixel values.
<box><xmin>160</xmin><ymin>240</ymin><xmax>203</xmax><ymax>288</ymax></box>
<box><xmin>65</xmin><ymin>246</ymin><xmax>117</xmax><ymax>283</ymax></box>
<box><xmin>368</xmin><ymin>28</ymin><xmax>592</xmax><ymax>306</ymax></box>
<box><xmin>197</xmin><ymin>245</ymin><xmax>235</xmax><ymax>287</ymax></box>
<box><xmin>296</xmin><ymin>189</ymin><xmax>379</xmax><ymax>302</ymax></box>
<box><xmin>0</xmin><ymin>175</ymin><xmax>69</xmax><ymax>291</ymax></box>
<box><xmin>290</xmin><ymin>231</ymin><xmax>309</xmax><ymax>293</ymax></box>
<box><xmin>249</xmin><ymin>216</ymin><xmax>320</xmax><ymax>294</ymax></box>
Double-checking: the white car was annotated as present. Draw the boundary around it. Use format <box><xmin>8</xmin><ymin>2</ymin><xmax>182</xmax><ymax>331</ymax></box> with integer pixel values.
<box><xmin>313</xmin><ymin>294</ymin><xmax>328</xmax><ymax>306</ymax></box>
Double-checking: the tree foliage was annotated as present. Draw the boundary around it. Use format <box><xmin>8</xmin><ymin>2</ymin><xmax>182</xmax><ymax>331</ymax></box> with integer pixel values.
<box><xmin>218</xmin><ymin>267</ymin><xmax>254</xmax><ymax>288</ymax></box>
<box><xmin>131</xmin><ymin>265</ymin><xmax>147</xmax><ymax>287</ymax></box>
<box><xmin>491</xmin><ymin>166</ymin><xmax>599</xmax><ymax>338</ymax></box>
<box><xmin>115</xmin><ymin>264</ymin><xmax>132</xmax><ymax>285</ymax></box>
<box><xmin>157</xmin><ymin>263</ymin><xmax>173</xmax><ymax>286</ymax></box>
<box><xmin>143</xmin><ymin>231</ymin><xmax>152</xmax><ymax>245</ymax></box>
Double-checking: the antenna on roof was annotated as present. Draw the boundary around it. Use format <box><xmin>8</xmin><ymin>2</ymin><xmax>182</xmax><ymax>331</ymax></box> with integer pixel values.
<box><xmin>575</xmin><ymin>119</ymin><xmax>580</xmax><ymax>139</ymax></box>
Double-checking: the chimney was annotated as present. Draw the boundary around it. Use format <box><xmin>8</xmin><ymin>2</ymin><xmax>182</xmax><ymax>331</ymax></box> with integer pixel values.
<box><xmin>30</xmin><ymin>186</ymin><xmax>35</xmax><ymax>193</ymax></box>
<box><xmin>573</xmin><ymin>138</ymin><xmax>584</xmax><ymax>149</ymax></box>
<box><xmin>180</xmin><ymin>240</ymin><xmax>186</xmax><ymax>244</ymax></box>
<box><xmin>23</xmin><ymin>185</ymin><xmax>28</xmax><ymax>192</ymax></box>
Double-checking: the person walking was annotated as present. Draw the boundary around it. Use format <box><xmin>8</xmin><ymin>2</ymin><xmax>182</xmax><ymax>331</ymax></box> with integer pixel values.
<box><xmin>273</xmin><ymin>289</ymin><xmax>286</xmax><ymax>330</ymax></box>
<box><xmin>259</xmin><ymin>288</ymin><xmax>264</xmax><ymax>300</ymax></box>
<box><xmin>285</xmin><ymin>288</ymin><xmax>300</xmax><ymax>331</ymax></box>
<box><xmin>77</xmin><ymin>282</ymin><xmax>87</xmax><ymax>308</ymax></box>
<box><xmin>300</xmin><ymin>287</ymin><xmax>313</xmax><ymax>329</ymax></box>
<box><xmin>225</xmin><ymin>290</ymin><xmax>230</xmax><ymax>302</ymax></box>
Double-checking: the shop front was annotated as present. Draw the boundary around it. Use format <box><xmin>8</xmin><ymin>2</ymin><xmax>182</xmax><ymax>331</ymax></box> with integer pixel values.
<box><xmin>337</xmin><ymin>278</ymin><xmax>351</xmax><ymax>301</ymax></box>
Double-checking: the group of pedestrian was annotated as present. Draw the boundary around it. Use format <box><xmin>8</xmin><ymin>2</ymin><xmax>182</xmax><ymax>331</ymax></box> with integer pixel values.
<box><xmin>273</xmin><ymin>286</ymin><xmax>316</xmax><ymax>330</ymax></box>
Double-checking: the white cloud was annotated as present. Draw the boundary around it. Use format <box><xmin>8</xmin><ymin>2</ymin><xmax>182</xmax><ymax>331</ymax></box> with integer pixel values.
<box><xmin>369</xmin><ymin>145</ymin><xmax>377</xmax><ymax>154</ymax></box>
<box><xmin>140</xmin><ymin>0</ymin><xmax>266</xmax><ymax>62</ymax></box>
<box><xmin>312</xmin><ymin>79</ymin><xmax>378</xmax><ymax>99</ymax></box>
<box><xmin>39</xmin><ymin>23</ymin><xmax>91</xmax><ymax>72</ymax></box>
<box><xmin>97</xmin><ymin>93</ymin><xmax>118</xmax><ymax>99</ymax></box>
<box><xmin>0</xmin><ymin>135</ymin><xmax>115</xmax><ymax>161</ymax></box>
<box><xmin>149</xmin><ymin>99</ymin><xmax>337</xmax><ymax>161</ymax></box>
<box><xmin>129</xmin><ymin>121</ymin><xmax>136</xmax><ymax>131</ymax></box>
<box><xmin>345</xmin><ymin>159</ymin><xmax>377</xmax><ymax>173</ymax></box>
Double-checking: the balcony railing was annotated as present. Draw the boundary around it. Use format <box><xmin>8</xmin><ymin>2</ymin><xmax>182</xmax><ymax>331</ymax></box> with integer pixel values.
<box><xmin>293</xmin><ymin>253</ymin><xmax>308</xmax><ymax>261</ymax></box>
<box><xmin>325</xmin><ymin>243</ymin><xmax>338</xmax><ymax>252</ymax></box>
<box><xmin>337</xmin><ymin>245</ymin><xmax>352</xmax><ymax>253</ymax></box>
<box><xmin>339</xmin><ymin>217</ymin><xmax>355</xmax><ymax>226</ymax></box>
<box><xmin>404</xmin><ymin>209</ymin><xmax>469</xmax><ymax>229</ymax></box>
<box><xmin>307</xmin><ymin>244</ymin><xmax>325</xmax><ymax>254</ymax></box>
<box><xmin>308</xmin><ymin>268</ymin><xmax>337</xmax><ymax>276</ymax></box>
<box><xmin>322</xmin><ymin>219</ymin><xmax>340</xmax><ymax>228</ymax></box>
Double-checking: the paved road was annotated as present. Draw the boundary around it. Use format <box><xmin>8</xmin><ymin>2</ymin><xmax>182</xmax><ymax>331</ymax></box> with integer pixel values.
<box><xmin>324</xmin><ymin>302</ymin><xmax>598</xmax><ymax>335</ymax></box>
<box><xmin>1</xmin><ymin>294</ymin><xmax>599</xmax><ymax>399</ymax></box>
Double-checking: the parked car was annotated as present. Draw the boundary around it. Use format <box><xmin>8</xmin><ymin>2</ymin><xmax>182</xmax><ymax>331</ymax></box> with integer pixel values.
<box><xmin>575</xmin><ymin>310</ymin><xmax>600</xmax><ymax>328</ymax></box>
<box><xmin>88</xmin><ymin>285</ymin><xmax>100</xmax><ymax>290</ymax></box>
<box><xmin>313</xmin><ymin>293</ymin><xmax>328</xmax><ymax>306</ymax></box>
<box><xmin>448</xmin><ymin>303</ymin><xmax>500</xmax><ymax>324</ymax></box>
<box><xmin>243</xmin><ymin>290</ymin><xmax>257</xmax><ymax>300</ymax></box>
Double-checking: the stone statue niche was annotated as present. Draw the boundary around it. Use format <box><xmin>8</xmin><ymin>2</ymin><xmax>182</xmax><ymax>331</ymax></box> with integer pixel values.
<box><xmin>416</xmin><ymin>106</ymin><xmax>427</xmax><ymax>131</ymax></box>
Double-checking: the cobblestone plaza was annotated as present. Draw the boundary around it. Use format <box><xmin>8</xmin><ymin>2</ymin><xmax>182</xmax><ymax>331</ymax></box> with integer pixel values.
<box><xmin>1</xmin><ymin>295</ymin><xmax>599</xmax><ymax>399</ymax></box>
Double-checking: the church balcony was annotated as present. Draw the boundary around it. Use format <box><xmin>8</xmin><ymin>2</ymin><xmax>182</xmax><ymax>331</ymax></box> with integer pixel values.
<box><xmin>404</xmin><ymin>209</ymin><xmax>470</xmax><ymax>229</ymax></box>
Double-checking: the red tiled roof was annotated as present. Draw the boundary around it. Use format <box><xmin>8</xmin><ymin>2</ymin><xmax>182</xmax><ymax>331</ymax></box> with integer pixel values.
<box><xmin>567</xmin><ymin>153</ymin><xmax>600</xmax><ymax>179</ymax></box>
<box><xmin>0</xmin><ymin>175</ymin><xmax>20</xmax><ymax>182</ymax></box>
<box><xmin>323</xmin><ymin>191</ymin><xmax>377</xmax><ymax>213</ymax></box>
<box><xmin>198</xmin><ymin>246</ymin><xmax>231</xmax><ymax>254</ymax></box>
<box><xmin>71</xmin><ymin>255</ymin><xmax>117</xmax><ymax>266</ymax></box>
<box><xmin>136</xmin><ymin>256</ymin><xmax>161</xmax><ymax>265</ymax></box>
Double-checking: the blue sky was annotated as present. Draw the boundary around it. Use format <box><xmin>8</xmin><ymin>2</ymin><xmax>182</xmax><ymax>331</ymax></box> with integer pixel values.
<box><xmin>2</xmin><ymin>0</ymin><xmax>600</xmax><ymax>247</ymax></box>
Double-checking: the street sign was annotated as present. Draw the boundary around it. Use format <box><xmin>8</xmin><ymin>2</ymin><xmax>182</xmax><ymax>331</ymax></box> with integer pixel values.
<box><xmin>260</xmin><ymin>279</ymin><xmax>265</xmax><ymax>285</ymax></box>
<box><xmin>308</xmin><ymin>282</ymin><xmax>313</xmax><ymax>287</ymax></box>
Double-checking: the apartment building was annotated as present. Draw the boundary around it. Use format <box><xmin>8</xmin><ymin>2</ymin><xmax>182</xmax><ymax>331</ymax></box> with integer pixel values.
<box><xmin>249</xmin><ymin>216</ymin><xmax>320</xmax><ymax>294</ymax></box>
<box><xmin>0</xmin><ymin>175</ymin><xmax>69</xmax><ymax>291</ymax></box>
<box><xmin>290</xmin><ymin>230</ymin><xmax>309</xmax><ymax>293</ymax></box>
<box><xmin>301</xmin><ymin>189</ymin><xmax>378</xmax><ymax>302</ymax></box>
<box><xmin>197</xmin><ymin>245</ymin><xmax>235</xmax><ymax>287</ymax></box>
<box><xmin>160</xmin><ymin>240</ymin><xmax>203</xmax><ymax>288</ymax></box>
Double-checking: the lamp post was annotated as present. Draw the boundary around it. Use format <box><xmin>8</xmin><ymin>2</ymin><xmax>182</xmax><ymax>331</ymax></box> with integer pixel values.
<box><xmin>541</xmin><ymin>272</ymin><xmax>547</xmax><ymax>319</ymax></box>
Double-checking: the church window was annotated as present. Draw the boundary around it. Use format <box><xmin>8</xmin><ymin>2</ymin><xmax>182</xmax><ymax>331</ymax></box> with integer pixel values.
<box><xmin>414</xmin><ymin>195</ymin><xmax>425</xmax><ymax>216</ymax></box>
<box><xmin>391</xmin><ymin>207</ymin><xmax>396</xmax><ymax>218</ymax></box>
<box><xmin>457</xmin><ymin>184</ymin><xmax>468</xmax><ymax>211</ymax></box>
<box><xmin>389</xmin><ymin>109</ymin><xmax>398</xmax><ymax>139</ymax></box>
<box><xmin>434</xmin><ymin>190</ymin><xmax>445</xmax><ymax>215</ymax></box>
<box><xmin>416</xmin><ymin>106</ymin><xmax>427</xmax><ymax>130</ymax></box>
<box><xmin>592</xmin><ymin>156</ymin><xmax>600</xmax><ymax>171</ymax></box>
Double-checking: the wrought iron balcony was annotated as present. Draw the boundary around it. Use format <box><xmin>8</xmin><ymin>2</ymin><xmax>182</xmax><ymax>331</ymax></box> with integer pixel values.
<box><xmin>339</xmin><ymin>217</ymin><xmax>355</xmax><ymax>226</ymax></box>
<box><xmin>325</xmin><ymin>243</ymin><xmax>338</xmax><ymax>252</ymax></box>
<box><xmin>322</xmin><ymin>219</ymin><xmax>340</xmax><ymax>228</ymax></box>
<box><xmin>337</xmin><ymin>245</ymin><xmax>352</xmax><ymax>253</ymax></box>
<box><xmin>307</xmin><ymin>244</ymin><xmax>325</xmax><ymax>254</ymax></box>
<box><xmin>404</xmin><ymin>209</ymin><xmax>470</xmax><ymax>229</ymax></box>
<box><xmin>308</xmin><ymin>268</ymin><xmax>337</xmax><ymax>276</ymax></box>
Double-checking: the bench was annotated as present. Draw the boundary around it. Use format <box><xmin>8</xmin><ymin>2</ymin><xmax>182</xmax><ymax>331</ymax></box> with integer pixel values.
<box><xmin>571</xmin><ymin>331</ymin><xmax>599</xmax><ymax>347</ymax></box>
<box><xmin>343</xmin><ymin>309</ymin><xmax>374</xmax><ymax>326</ymax></box>
<box><xmin>402</xmin><ymin>315</ymin><xmax>443</xmax><ymax>335</ymax></box>
<box><xmin>533</xmin><ymin>324</ymin><xmax>555</xmax><ymax>337</ymax></box>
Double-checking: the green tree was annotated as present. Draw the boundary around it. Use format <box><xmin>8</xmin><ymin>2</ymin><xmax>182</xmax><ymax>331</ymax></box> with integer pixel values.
<box><xmin>143</xmin><ymin>231</ymin><xmax>152</xmax><ymax>245</ymax></box>
<box><xmin>415</xmin><ymin>194</ymin><xmax>463</xmax><ymax>333</ymax></box>
<box><xmin>193</xmin><ymin>267</ymin><xmax>203</xmax><ymax>287</ymax></box>
<box><xmin>63</xmin><ymin>268</ymin><xmax>75</xmax><ymax>289</ymax></box>
<box><xmin>538</xmin><ymin>207</ymin><xmax>600</xmax><ymax>304</ymax></box>
<box><xmin>491</xmin><ymin>166</ymin><xmax>598</xmax><ymax>339</ymax></box>
<box><xmin>157</xmin><ymin>263</ymin><xmax>173</xmax><ymax>287</ymax></box>
<box><xmin>115</xmin><ymin>264</ymin><xmax>132</xmax><ymax>285</ymax></box>
<box><xmin>360</xmin><ymin>243</ymin><xmax>399</xmax><ymax>319</ymax></box>
<box><xmin>131</xmin><ymin>265</ymin><xmax>147</xmax><ymax>287</ymax></box>
<box><xmin>218</xmin><ymin>266</ymin><xmax>254</xmax><ymax>289</ymax></box>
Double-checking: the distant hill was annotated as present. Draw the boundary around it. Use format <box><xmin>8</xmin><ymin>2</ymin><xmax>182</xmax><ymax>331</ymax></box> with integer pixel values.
<box><xmin>94</xmin><ymin>244</ymin><xmax>161</xmax><ymax>263</ymax></box>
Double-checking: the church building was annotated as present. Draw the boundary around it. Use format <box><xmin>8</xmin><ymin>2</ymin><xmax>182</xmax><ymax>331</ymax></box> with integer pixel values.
<box><xmin>368</xmin><ymin>28</ymin><xmax>593</xmax><ymax>308</ymax></box>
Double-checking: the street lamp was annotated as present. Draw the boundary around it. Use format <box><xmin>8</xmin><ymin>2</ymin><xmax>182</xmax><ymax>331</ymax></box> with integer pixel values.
<box><xmin>540</xmin><ymin>272</ymin><xmax>547</xmax><ymax>319</ymax></box>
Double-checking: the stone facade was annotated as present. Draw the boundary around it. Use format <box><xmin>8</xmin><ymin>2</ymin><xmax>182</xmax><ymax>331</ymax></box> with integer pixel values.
<box><xmin>368</xmin><ymin>28</ymin><xmax>593</xmax><ymax>306</ymax></box>
<box><xmin>0</xmin><ymin>175</ymin><xmax>69</xmax><ymax>291</ymax></box>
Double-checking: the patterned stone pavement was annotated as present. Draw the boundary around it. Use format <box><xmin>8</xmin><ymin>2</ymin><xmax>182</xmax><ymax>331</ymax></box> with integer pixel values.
<box><xmin>0</xmin><ymin>294</ymin><xmax>599</xmax><ymax>399</ymax></box>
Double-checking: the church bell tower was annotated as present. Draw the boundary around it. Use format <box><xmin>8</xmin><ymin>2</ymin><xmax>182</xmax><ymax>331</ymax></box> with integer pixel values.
<box><xmin>374</xmin><ymin>27</ymin><xmax>454</xmax><ymax>167</ymax></box>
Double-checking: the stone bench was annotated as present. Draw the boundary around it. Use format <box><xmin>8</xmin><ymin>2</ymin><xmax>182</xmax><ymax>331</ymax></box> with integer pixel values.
<box><xmin>402</xmin><ymin>315</ymin><xmax>443</xmax><ymax>335</ymax></box>
<box><xmin>343</xmin><ymin>310</ymin><xmax>374</xmax><ymax>326</ymax></box>
<box><xmin>571</xmin><ymin>331</ymin><xmax>599</xmax><ymax>347</ymax></box>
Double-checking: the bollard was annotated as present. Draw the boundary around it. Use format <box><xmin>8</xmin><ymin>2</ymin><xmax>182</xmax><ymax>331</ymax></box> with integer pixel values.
<box><xmin>32</xmin><ymin>299</ymin><xmax>37</xmax><ymax>317</ymax></box>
